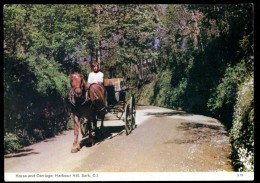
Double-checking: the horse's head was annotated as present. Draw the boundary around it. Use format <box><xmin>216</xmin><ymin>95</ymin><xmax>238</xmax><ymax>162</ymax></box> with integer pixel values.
<box><xmin>70</xmin><ymin>72</ymin><xmax>84</xmax><ymax>97</ymax></box>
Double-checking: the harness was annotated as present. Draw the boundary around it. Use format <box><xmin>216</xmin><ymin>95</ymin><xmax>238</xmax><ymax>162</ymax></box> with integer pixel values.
<box><xmin>69</xmin><ymin>79</ymin><xmax>88</xmax><ymax>107</ymax></box>
<box><xmin>68</xmin><ymin>78</ymin><xmax>107</xmax><ymax>114</ymax></box>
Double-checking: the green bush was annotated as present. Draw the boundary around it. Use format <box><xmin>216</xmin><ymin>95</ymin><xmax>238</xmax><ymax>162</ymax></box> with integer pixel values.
<box><xmin>230</xmin><ymin>76</ymin><xmax>254</xmax><ymax>172</ymax></box>
<box><xmin>4</xmin><ymin>55</ymin><xmax>72</xmax><ymax>152</ymax></box>
<box><xmin>207</xmin><ymin>62</ymin><xmax>247</xmax><ymax>130</ymax></box>
<box><xmin>137</xmin><ymin>69</ymin><xmax>187</xmax><ymax>110</ymax></box>
<box><xmin>4</xmin><ymin>133</ymin><xmax>21</xmax><ymax>154</ymax></box>
<box><xmin>137</xmin><ymin>80</ymin><xmax>156</xmax><ymax>106</ymax></box>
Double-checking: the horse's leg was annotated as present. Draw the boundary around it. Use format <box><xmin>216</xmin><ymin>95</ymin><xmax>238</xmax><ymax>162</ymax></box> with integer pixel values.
<box><xmin>100</xmin><ymin>110</ymin><xmax>105</xmax><ymax>129</ymax></box>
<box><xmin>98</xmin><ymin>108</ymin><xmax>106</xmax><ymax>135</ymax></box>
<box><xmin>86</xmin><ymin>116</ymin><xmax>96</xmax><ymax>145</ymax></box>
<box><xmin>71</xmin><ymin>114</ymin><xmax>81</xmax><ymax>153</ymax></box>
<box><xmin>93</xmin><ymin>117</ymin><xmax>98</xmax><ymax>132</ymax></box>
<box><xmin>89</xmin><ymin>105</ymin><xmax>97</xmax><ymax>133</ymax></box>
<box><xmin>87</xmin><ymin>116</ymin><xmax>92</xmax><ymax>138</ymax></box>
<box><xmin>101</xmin><ymin>88</ymin><xmax>107</xmax><ymax>130</ymax></box>
<box><xmin>97</xmin><ymin>109</ymin><xmax>105</xmax><ymax>135</ymax></box>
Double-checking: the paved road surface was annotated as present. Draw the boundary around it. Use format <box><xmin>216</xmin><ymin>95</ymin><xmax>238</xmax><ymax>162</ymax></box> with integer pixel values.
<box><xmin>4</xmin><ymin>106</ymin><xmax>235</xmax><ymax>180</ymax></box>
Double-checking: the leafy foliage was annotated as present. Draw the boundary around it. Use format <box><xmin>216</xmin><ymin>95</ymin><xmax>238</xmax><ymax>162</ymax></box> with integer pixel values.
<box><xmin>4</xmin><ymin>133</ymin><xmax>21</xmax><ymax>154</ymax></box>
<box><xmin>207</xmin><ymin>62</ymin><xmax>247</xmax><ymax>130</ymax></box>
<box><xmin>230</xmin><ymin>76</ymin><xmax>254</xmax><ymax>171</ymax></box>
<box><xmin>4</xmin><ymin>4</ymin><xmax>254</xmax><ymax>172</ymax></box>
<box><xmin>138</xmin><ymin>4</ymin><xmax>254</xmax><ymax>171</ymax></box>
<box><xmin>4</xmin><ymin>5</ymin><xmax>74</xmax><ymax>151</ymax></box>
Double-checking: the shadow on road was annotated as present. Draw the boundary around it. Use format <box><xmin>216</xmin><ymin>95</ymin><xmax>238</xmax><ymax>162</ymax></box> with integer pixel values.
<box><xmin>145</xmin><ymin>111</ymin><xmax>193</xmax><ymax>117</ymax></box>
<box><xmin>80</xmin><ymin>125</ymin><xmax>125</xmax><ymax>148</ymax></box>
<box><xmin>171</xmin><ymin>121</ymin><xmax>229</xmax><ymax>144</ymax></box>
<box><xmin>179</xmin><ymin>122</ymin><xmax>225</xmax><ymax>131</ymax></box>
<box><xmin>4</xmin><ymin>148</ymin><xmax>39</xmax><ymax>158</ymax></box>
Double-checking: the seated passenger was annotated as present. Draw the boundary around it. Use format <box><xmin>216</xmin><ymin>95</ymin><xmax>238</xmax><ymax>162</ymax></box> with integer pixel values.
<box><xmin>87</xmin><ymin>61</ymin><xmax>107</xmax><ymax>110</ymax></box>
<box><xmin>87</xmin><ymin>61</ymin><xmax>104</xmax><ymax>87</ymax></box>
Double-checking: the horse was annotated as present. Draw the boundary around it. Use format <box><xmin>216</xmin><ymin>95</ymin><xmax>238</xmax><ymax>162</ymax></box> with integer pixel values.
<box><xmin>68</xmin><ymin>71</ymin><xmax>107</xmax><ymax>153</ymax></box>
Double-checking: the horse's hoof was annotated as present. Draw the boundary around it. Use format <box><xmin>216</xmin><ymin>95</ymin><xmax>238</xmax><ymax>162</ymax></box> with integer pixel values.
<box><xmin>71</xmin><ymin>144</ymin><xmax>80</xmax><ymax>153</ymax></box>
<box><xmin>71</xmin><ymin>148</ymin><xmax>79</xmax><ymax>153</ymax></box>
<box><xmin>77</xmin><ymin>145</ymin><xmax>81</xmax><ymax>150</ymax></box>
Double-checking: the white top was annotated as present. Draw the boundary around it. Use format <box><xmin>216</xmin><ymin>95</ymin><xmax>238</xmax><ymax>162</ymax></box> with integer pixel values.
<box><xmin>88</xmin><ymin>71</ymin><xmax>104</xmax><ymax>84</ymax></box>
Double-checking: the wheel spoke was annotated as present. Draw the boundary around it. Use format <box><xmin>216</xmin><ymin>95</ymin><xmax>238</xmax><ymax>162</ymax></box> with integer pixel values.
<box><xmin>125</xmin><ymin>104</ymin><xmax>131</xmax><ymax>135</ymax></box>
<box><xmin>130</xmin><ymin>96</ymin><xmax>136</xmax><ymax>130</ymax></box>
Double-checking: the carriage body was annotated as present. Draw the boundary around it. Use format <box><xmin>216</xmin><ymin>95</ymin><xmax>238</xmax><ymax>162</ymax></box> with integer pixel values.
<box><xmin>104</xmin><ymin>78</ymin><xmax>136</xmax><ymax>135</ymax></box>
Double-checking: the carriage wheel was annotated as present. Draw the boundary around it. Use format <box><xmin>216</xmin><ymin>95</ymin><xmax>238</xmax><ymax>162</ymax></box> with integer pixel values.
<box><xmin>124</xmin><ymin>103</ymin><xmax>132</xmax><ymax>135</ymax></box>
<box><xmin>130</xmin><ymin>95</ymin><xmax>136</xmax><ymax>130</ymax></box>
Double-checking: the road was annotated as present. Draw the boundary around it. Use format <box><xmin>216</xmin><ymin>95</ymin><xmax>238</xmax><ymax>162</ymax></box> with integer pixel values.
<box><xmin>4</xmin><ymin>105</ymin><xmax>234</xmax><ymax>180</ymax></box>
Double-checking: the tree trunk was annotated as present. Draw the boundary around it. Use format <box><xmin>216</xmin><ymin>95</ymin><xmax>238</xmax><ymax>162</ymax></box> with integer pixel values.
<box><xmin>96</xmin><ymin>5</ymin><xmax>101</xmax><ymax>67</ymax></box>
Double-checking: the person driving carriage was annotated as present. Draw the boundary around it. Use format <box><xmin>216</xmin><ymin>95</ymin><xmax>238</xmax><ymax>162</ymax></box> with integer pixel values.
<box><xmin>87</xmin><ymin>61</ymin><xmax>108</xmax><ymax>111</ymax></box>
<box><xmin>87</xmin><ymin>61</ymin><xmax>104</xmax><ymax>86</ymax></box>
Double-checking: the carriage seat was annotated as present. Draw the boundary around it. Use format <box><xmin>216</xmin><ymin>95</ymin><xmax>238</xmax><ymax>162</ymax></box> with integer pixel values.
<box><xmin>104</xmin><ymin>78</ymin><xmax>126</xmax><ymax>105</ymax></box>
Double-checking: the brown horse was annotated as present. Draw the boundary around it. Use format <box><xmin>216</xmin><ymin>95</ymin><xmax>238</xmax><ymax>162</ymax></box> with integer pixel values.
<box><xmin>69</xmin><ymin>71</ymin><xmax>107</xmax><ymax>153</ymax></box>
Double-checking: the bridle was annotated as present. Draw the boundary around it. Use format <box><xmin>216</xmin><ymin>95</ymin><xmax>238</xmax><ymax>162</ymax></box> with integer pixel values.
<box><xmin>69</xmin><ymin>74</ymin><xmax>88</xmax><ymax>107</ymax></box>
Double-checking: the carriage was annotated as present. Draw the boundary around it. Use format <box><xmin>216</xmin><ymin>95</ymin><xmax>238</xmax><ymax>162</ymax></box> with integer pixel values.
<box><xmin>104</xmin><ymin>78</ymin><xmax>136</xmax><ymax>135</ymax></box>
<box><xmin>79</xmin><ymin>78</ymin><xmax>136</xmax><ymax>137</ymax></box>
